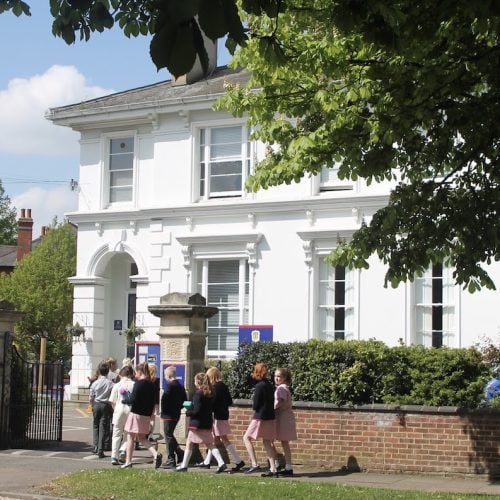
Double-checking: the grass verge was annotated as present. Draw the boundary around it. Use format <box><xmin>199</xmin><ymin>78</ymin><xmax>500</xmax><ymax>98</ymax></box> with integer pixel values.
<box><xmin>39</xmin><ymin>469</ymin><xmax>491</xmax><ymax>500</ymax></box>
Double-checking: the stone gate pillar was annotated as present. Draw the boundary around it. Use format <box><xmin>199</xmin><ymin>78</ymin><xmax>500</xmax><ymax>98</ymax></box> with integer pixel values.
<box><xmin>148</xmin><ymin>292</ymin><xmax>218</xmax><ymax>397</ymax></box>
<box><xmin>0</xmin><ymin>300</ymin><xmax>24</xmax><ymax>449</ymax></box>
<box><xmin>148</xmin><ymin>292</ymin><xmax>218</xmax><ymax>447</ymax></box>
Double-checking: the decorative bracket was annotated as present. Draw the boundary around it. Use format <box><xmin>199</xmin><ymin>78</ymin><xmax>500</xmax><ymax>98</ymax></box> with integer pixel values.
<box><xmin>148</xmin><ymin>112</ymin><xmax>159</xmax><ymax>130</ymax></box>
<box><xmin>181</xmin><ymin>245</ymin><xmax>191</xmax><ymax>269</ymax></box>
<box><xmin>303</xmin><ymin>240</ymin><xmax>313</xmax><ymax>268</ymax></box>
<box><xmin>306</xmin><ymin>210</ymin><xmax>315</xmax><ymax>226</ymax></box>
<box><xmin>129</xmin><ymin>220</ymin><xmax>138</xmax><ymax>235</ymax></box>
<box><xmin>95</xmin><ymin>222</ymin><xmax>103</xmax><ymax>237</ymax></box>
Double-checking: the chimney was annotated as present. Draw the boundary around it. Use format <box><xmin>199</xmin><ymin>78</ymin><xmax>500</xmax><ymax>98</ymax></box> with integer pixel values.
<box><xmin>172</xmin><ymin>32</ymin><xmax>217</xmax><ymax>86</ymax></box>
<box><xmin>17</xmin><ymin>208</ymin><xmax>33</xmax><ymax>262</ymax></box>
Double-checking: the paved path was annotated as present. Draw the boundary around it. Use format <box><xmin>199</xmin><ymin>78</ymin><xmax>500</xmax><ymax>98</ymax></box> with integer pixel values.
<box><xmin>0</xmin><ymin>404</ymin><xmax>499</xmax><ymax>498</ymax></box>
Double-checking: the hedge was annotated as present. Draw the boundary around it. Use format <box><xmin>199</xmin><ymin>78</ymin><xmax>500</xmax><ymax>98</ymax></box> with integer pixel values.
<box><xmin>222</xmin><ymin>340</ymin><xmax>490</xmax><ymax>408</ymax></box>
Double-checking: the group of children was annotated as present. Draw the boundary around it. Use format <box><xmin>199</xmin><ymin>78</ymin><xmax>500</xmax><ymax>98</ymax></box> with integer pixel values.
<box><xmin>90</xmin><ymin>359</ymin><xmax>297</xmax><ymax>477</ymax></box>
<box><xmin>168</xmin><ymin>362</ymin><xmax>296</xmax><ymax>477</ymax></box>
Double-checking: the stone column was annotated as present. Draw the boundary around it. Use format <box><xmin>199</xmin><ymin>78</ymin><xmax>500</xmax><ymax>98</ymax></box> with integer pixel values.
<box><xmin>148</xmin><ymin>292</ymin><xmax>218</xmax><ymax>444</ymax></box>
<box><xmin>0</xmin><ymin>300</ymin><xmax>24</xmax><ymax>449</ymax></box>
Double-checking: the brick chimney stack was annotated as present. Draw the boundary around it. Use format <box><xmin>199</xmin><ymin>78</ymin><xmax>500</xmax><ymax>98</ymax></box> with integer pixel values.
<box><xmin>16</xmin><ymin>208</ymin><xmax>33</xmax><ymax>262</ymax></box>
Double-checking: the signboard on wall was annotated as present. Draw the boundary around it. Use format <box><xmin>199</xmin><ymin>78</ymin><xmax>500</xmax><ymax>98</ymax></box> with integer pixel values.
<box><xmin>161</xmin><ymin>363</ymin><xmax>186</xmax><ymax>389</ymax></box>
<box><xmin>238</xmin><ymin>324</ymin><xmax>273</xmax><ymax>345</ymax></box>
<box><xmin>135</xmin><ymin>342</ymin><xmax>161</xmax><ymax>377</ymax></box>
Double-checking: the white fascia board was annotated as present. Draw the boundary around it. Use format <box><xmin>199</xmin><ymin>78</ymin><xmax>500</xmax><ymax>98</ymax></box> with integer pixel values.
<box><xmin>65</xmin><ymin>194</ymin><xmax>389</xmax><ymax>225</ymax></box>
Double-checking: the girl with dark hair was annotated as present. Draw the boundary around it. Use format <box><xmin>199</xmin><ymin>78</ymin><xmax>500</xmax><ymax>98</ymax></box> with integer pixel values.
<box><xmin>120</xmin><ymin>363</ymin><xmax>162</xmax><ymax>469</ymax></box>
<box><xmin>176</xmin><ymin>373</ymin><xmax>226</xmax><ymax>473</ymax></box>
<box><xmin>243</xmin><ymin>362</ymin><xmax>277</xmax><ymax>476</ymax></box>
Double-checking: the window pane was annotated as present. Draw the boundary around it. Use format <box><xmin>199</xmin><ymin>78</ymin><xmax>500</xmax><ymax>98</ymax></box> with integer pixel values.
<box><xmin>211</xmin><ymin>161</ymin><xmax>242</xmax><ymax>176</ymax></box>
<box><xmin>211</xmin><ymin>143</ymin><xmax>241</xmax><ymax>159</ymax></box>
<box><xmin>110</xmin><ymin>187</ymin><xmax>132</xmax><ymax>202</ymax></box>
<box><xmin>210</xmin><ymin>174</ymin><xmax>242</xmax><ymax>193</ymax></box>
<box><xmin>110</xmin><ymin>138</ymin><xmax>134</xmax><ymax>154</ymax></box>
<box><xmin>211</xmin><ymin>126</ymin><xmax>241</xmax><ymax>145</ymax></box>
<box><xmin>110</xmin><ymin>170</ymin><xmax>133</xmax><ymax>187</ymax></box>
<box><xmin>110</xmin><ymin>153</ymin><xmax>133</xmax><ymax>171</ymax></box>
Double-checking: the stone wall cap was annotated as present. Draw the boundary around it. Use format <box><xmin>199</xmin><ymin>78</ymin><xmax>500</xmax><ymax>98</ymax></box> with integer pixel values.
<box><xmin>232</xmin><ymin>399</ymin><xmax>500</xmax><ymax>415</ymax></box>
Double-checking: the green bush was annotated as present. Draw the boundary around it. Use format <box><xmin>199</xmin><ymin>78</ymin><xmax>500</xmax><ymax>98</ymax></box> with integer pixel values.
<box><xmin>224</xmin><ymin>340</ymin><xmax>490</xmax><ymax>408</ymax></box>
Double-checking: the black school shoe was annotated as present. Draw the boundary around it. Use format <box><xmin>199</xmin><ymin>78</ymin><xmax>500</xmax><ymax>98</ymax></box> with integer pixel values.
<box><xmin>230</xmin><ymin>461</ymin><xmax>246</xmax><ymax>472</ymax></box>
<box><xmin>261</xmin><ymin>471</ymin><xmax>279</xmax><ymax>478</ymax></box>
<box><xmin>278</xmin><ymin>469</ymin><xmax>294</xmax><ymax>476</ymax></box>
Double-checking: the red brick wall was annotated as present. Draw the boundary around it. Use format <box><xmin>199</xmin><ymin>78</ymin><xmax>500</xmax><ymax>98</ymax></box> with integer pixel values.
<box><xmin>229</xmin><ymin>401</ymin><xmax>500</xmax><ymax>477</ymax></box>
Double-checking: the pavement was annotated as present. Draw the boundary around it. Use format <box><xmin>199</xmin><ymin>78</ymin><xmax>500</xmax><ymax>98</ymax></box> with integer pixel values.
<box><xmin>0</xmin><ymin>403</ymin><xmax>499</xmax><ymax>499</ymax></box>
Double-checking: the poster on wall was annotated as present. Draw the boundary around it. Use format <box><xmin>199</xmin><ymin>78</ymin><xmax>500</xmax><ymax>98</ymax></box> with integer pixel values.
<box><xmin>135</xmin><ymin>342</ymin><xmax>161</xmax><ymax>377</ymax></box>
<box><xmin>238</xmin><ymin>325</ymin><xmax>273</xmax><ymax>346</ymax></box>
<box><xmin>161</xmin><ymin>362</ymin><xmax>186</xmax><ymax>389</ymax></box>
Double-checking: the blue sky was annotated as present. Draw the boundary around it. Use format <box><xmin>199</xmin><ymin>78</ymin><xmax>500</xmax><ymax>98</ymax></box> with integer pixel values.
<box><xmin>0</xmin><ymin>4</ymin><xmax>229</xmax><ymax>235</ymax></box>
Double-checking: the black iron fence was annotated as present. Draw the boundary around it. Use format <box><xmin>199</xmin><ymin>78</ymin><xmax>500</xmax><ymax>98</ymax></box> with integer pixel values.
<box><xmin>9</xmin><ymin>346</ymin><xmax>64</xmax><ymax>448</ymax></box>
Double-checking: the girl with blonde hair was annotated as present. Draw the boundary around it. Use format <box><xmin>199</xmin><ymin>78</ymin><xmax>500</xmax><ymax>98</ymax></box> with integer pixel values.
<box><xmin>176</xmin><ymin>373</ymin><xmax>226</xmax><ymax>473</ymax></box>
<box><xmin>120</xmin><ymin>363</ymin><xmax>162</xmax><ymax>469</ymax></box>
<box><xmin>196</xmin><ymin>367</ymin><xmax>245</xmax><ymax>472</ymax></box>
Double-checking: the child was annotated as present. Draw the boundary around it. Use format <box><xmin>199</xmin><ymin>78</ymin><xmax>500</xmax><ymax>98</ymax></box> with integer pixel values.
<box><xmin>242</xmin><ymin>362</ymin><xmax>277</xmax><ymax>477</ymax></box>
<box><xmin>197</xmin><ymin>367</ymin><xmax>245</xmax><ymax>472</ymax></box>
<box><xmin>109</xmin><ymin>365</ymin><xmax>135</xmax><ymax>465</ymax></box>
<box><xmin>176</xmin><ymin>373</ymin><xmax>226</xmax><ymax>473</ymax></box>
<box><xmin>160</xmin><ymin>365</ymin><xmax>187</xmax><ymax>468</ymax></box>
<box><xmin>273</xmin><ymin>367</ymin><xmax>297</xmax><ymax>476</ymax></box>
<box><xmin>89</xmin><ymin>362</ymin><xmax>114</xmax><ymax>458</ymax></box>
<box><xmin>120</xmin><ymin>363</ymin><xmax>162</xmax><ymax>469</ymax></box>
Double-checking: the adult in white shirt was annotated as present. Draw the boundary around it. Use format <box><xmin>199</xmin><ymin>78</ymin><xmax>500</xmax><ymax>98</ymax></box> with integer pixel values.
<box><xmin>109</xmin><ymin>365</ymin><xmax>135</xmax><ymax>465</ymax></box>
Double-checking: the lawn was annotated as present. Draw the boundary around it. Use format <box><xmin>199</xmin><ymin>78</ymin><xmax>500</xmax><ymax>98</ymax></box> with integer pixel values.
<box><xmin>39</xmin><ymin>470</ymin><xmax>491</xmax><ymax>500</ymax></box>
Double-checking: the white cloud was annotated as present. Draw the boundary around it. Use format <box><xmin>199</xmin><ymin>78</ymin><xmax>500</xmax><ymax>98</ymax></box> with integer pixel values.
<box><xmin>12</xmin><ymin>185</ymin><xmax>78</xmax><ymax>237</ymax></box>
<box><xmin>0</xmin><ymin>65</ymin><xmax>113</xmax><ymax>156</ymax></box>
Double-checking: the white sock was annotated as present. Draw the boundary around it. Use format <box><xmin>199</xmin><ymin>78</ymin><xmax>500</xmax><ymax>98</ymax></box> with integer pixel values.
<box><xmin>204</xmin><ymin>449</ymin><xmax>212</xmax><ymax>465</ymax></box>
<box><xmin>180</xmin><ymin>449</ymin><xmax>192</xmax><ymax>469</ymax></box>
<box><xmin>211</xmin><ymin>447</ymin><xmax>225</xmax><ymax>467</ymax></box>
<box><xmin>274</xmin><ymin>459</ymin><xmax>280</xmax><ymax>468</ymax></box>
<box><xmin>226</xmin><ymin>443</ymin><xmax>242</xmax><ymax>464</ymax></box>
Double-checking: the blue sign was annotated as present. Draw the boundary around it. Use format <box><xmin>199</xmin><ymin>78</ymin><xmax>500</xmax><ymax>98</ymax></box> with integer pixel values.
<box><xmin>135</xmin><ymin>342</ymin><xmax>161</xmax><ymax>377</ymax></box>
<box><xmin>161</xmin><ymin>362</ymin><xmax>186</xmax><ymax>390</ymax></box>
<box><xmin>239</xmin><ymin>324</ymin><xmax>273</xmax><ymax>345</ymax></box>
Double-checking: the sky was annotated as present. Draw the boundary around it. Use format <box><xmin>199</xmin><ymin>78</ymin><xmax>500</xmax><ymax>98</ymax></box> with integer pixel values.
<box><xmin>0</xmin><ymin>4</ymin><xmax>229</xmax><ymax>236</ymax></box>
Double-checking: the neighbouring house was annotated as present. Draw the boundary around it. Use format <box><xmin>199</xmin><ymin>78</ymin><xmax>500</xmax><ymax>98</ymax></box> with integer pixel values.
<box><xmin>47</xmin><ymin>52</ymin><xmax>500</xmax><ymax>398</ymax></box>
<box><xmin>0</xmin><ymin>209</ymin><xmax>46</xmax><ymax>274</ymax></box>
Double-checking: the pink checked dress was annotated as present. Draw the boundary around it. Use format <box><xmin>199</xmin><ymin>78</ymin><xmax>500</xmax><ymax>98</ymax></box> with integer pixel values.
<box><xmin>274</xmin><ymin>384</ymin><xmax>297</xmax><ymax>441</ymax></box>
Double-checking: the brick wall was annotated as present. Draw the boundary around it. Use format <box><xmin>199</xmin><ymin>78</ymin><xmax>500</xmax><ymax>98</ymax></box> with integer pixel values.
<box><xmin>229</xmin><ymin>400</ymin><xmax>500</xmax><ymax>477</ymax></box>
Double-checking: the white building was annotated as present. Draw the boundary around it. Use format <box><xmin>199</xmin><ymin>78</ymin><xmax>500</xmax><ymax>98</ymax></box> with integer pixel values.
<box><xmin>48</xmin><ymin>66</ymin><xmax>499</xmax><ymax>398</ymax></box>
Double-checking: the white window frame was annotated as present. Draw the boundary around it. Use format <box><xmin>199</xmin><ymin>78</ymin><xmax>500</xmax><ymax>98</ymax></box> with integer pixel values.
<box><xmin>412</xmin><ymin>263</ymin><xmax>456</xmax><ymax>347</ymax></box>
<box><xmin>193</xmin><ymin>121</ymin><xmax>253</xmax><ymax>201</ymax></box>
<box><xmin>297</xmin><ymin>230</ymin><xmax>359</xmax><ymax>341</ymax></box>
<box><xmin>101</xmin><ymin>131</ymin><xmax>137</xmax><ymax>209</ymax></box>
<box><xmin>196</xmin><ymin>259</ymin><xmax>249</xmax><ymax>356</ymax></box>
<box><xmin>311</xmin><ymin>164</ymin><xmax>356</xmax><ymax>195</ymax></box>
<box><xmin>176</xmin><ymin>232</ymin><xmax>262</xmax><ymax>358</ymax></box>
<box><xmin>317</xmin><ymin>255</ymin><xmax>355</xmax><ymax>341</ymax></box>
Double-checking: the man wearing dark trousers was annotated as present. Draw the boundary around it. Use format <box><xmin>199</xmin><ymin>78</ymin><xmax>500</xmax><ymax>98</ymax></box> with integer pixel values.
<box><xmin>89</xmin><ymin>362</ymin><xmax>114</xmax><ymax>458</ymax></box>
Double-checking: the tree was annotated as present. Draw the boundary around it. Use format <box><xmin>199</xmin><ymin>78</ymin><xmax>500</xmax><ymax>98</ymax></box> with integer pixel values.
<box><xmin>3</xmin><ymin>1</ymin><xmax>499</xmax><ymax>290</ymax></box>
<box><xmin>0</xmin><ymin>179</ymin><xmax>17</xmax><ymax>245</ymax></box>
<box><xmin>219</xmin><ymin>1</ymin><xmax>500</xmax><ymax>292</ymax></box>
<box><xmin>0</xmin><ymin>0</ymin><xmax>246</xmax><ymax>77</ymax></box>
<box><xmin>0</xmin><ymin>222</ymin><xmax>76</xmax><ymax>361</ymax></box>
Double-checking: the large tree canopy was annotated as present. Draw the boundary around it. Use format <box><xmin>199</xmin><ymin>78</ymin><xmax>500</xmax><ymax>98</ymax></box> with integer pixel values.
<box><xmin>2</xmin><ymin>0</ymin><xmax>499</xmax><ymax>290</ymax></box>
<box><xmin>219</xmin><ymin>1</ymin><xmax>500</xmax><ymax>292</ymax></box>
<box><xmin>0</xmin><ymin>222</ymin><xmax>76</xmax><ymax>361</ymax></box>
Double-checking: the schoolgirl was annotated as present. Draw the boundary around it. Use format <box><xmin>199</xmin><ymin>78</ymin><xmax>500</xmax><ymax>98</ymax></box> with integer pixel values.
<box><xmin>197</xmin><ymin>367</ymin><xmax>245</xmax><ymax>472</ymax></box>
<box><xmin>176</xmin><ymin>372</ymin><xmax>226</xmax><ymax>473</ymax></box>
<box><xmin>243</xmin><ymin>362</ymin><xmax>277</xmax><ymax>477</ymax></box>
